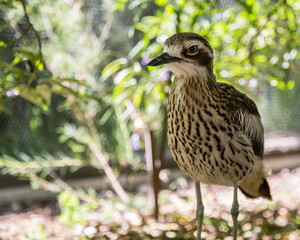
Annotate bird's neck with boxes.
[173,70,218,95]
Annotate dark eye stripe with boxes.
[181,49,212,65]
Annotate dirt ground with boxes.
[0,167,299,240]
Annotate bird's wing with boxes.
[218,82,264,158]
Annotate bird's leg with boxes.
[231,182,239,240]
[195,181,204,240]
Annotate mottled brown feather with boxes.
[217,82,264,158]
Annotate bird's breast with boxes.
[167,81,254,186]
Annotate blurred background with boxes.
[0,0,299,239]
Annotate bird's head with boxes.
[148,33,214,78]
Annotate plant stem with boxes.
[87,115,130,203]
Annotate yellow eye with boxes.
[187,45,198,54]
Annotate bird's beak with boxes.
[147,52,181,66]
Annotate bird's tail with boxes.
[238,160,272,200]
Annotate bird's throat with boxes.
[172,73,219,99]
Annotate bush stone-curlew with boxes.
[148,32,272,240]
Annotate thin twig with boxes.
[99,15,114,43]
[19,0,43,59]
[87,116,131,203]
[70,100,130,203]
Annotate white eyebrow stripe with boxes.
[164,45,182,58]
[164,40,213,58]
[186,40,204,48]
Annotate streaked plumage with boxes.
[148,32,271,239]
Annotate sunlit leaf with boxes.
[287,80,295,90]
[129,0,150,9]
[101,58,128,81]
[277,80,286,90]
[254,55,267,63]
[133,86,145,106]
[128,38,149,60]
[114,68,131,84]
[155,0,167,6]
[12,57,20,64]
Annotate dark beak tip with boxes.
[147,61,153,67]
[147,52,174,67]
[147,61,156,66]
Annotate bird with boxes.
[147,32,272,240]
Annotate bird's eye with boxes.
[187,45,198,55]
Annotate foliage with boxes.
[0,0,132,202]
[112,0,300,134]
[58,189,99,225]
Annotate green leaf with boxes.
[101,58,128,81]
[129,0,150,9]
[287,80,295,90]
[254,55,267,63]
[128,38,149,60]
[133,86,145,106]
[99,108,113,125]
[114,69,132,84]
[12,57,20,65]
[276,80,285,90]
[155,0,167,6]
[35,60,44,71]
